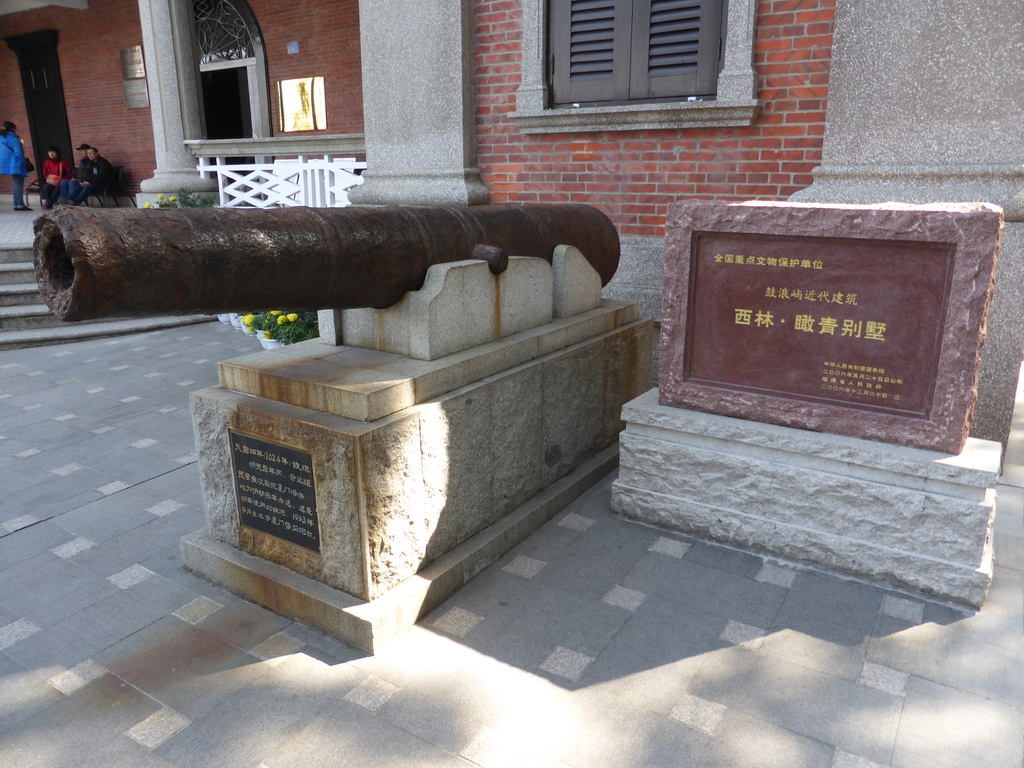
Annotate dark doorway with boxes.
[3,30,73,182]
[201,68,252,139]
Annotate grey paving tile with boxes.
[0,521,75,569]
[0,650,65,736]
[72,736,179,768]
[866,611,1024,708]
[94,616,276,720]
[621,552,788,628]
[0,552,121,625]
[994,530,1024,572]
[776,571,885,636]
[0,626,103,680]
[684,539,766,578]
[64,509,208,579]
[0,458,62,497]
[454,608,559,672]
[763,612,871,682]
[376,657,515,754]
[153,653,352,768]
[53,494,158,543]
[576,593,727,701]
[0,673,160,767]
[78,444,186,486]
[2,417,95,450]
[195,596,293,652]
[530,514,660,597]
[688,645,902,764]
[261,698,474,768]
[0,471,107,522]
[574,706,713,767]
[503,517,588,569]
[891,675,1023,768]
[696,708,834,768]
[472,578,632,660]
[46,584,183,658]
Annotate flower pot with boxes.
[242,325,256,336]
[217,313,232,324]
[259,337,284,350]
[229,313,242,329]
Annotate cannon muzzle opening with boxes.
[34,216,79,317]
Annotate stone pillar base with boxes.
[611,389,1000,607]
[347,168,489,207]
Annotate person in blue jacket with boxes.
[0,121,31,211]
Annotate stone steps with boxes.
[0,282,39,307]
[0,247,32,264]
[0,262,35,285]
[0,314,217,351]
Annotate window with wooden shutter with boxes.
[549,0,723,106]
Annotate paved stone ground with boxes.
[1,321,1021,768]
[1,285,1022,764]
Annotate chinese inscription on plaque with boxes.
[682,232,954,418]
[230,431,320,552]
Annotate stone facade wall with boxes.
[472,0,837,238]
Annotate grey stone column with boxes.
[137,0,216,201]
[348,0,489,206]
[792,0,1024,446]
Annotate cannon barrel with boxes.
[32,204,620,322]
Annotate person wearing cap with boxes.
[57,145,114,206]
[40,146,73,209]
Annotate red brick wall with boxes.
[251,0,363,136]
[473,0,836,238]
[0,0,364,197]
[0,0,154,195]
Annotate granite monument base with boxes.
[182,253,652,652]
[611,389,1000,607]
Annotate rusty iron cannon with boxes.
[33,204,620,322]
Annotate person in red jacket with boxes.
[40,146,73,209]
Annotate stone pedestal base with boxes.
[181,445,617,653]
[611,389,1000,607]
[185,300,651,651]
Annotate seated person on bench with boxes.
[58,145,114,206]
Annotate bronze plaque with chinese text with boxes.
[684,232,954,418]
[230,431,320,552]
[660,201,1003,453]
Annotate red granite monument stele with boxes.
[659,201,1004,454]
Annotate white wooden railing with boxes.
[196,155,366,208]
[185,135,366,209]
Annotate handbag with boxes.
[24,159,34,173]
[45,173,61,186]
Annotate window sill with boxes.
[509,99,761,134]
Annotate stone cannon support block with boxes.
[611,389,999,607]
[553,245,603,318]
[340,257,555,360]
